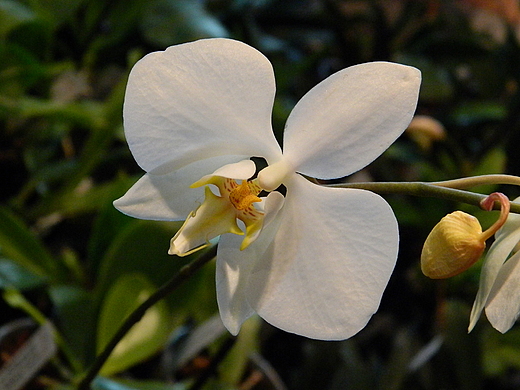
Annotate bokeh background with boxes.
[2,0,520,389]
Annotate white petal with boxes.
[495,207,520,240]
[113,155,250,220]
[211,160,256,180]
[246,174,399,340]
[192,159,256,188]
[123,38,282,173]
[215,191,285,334]
[216,238,256,336]
[216,219,281,335]
[282,62,421,179]
[468,224,520,331]
[262,191,285,228]
[485,251,520,333]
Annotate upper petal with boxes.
[123,38,282,173]
[246,174,399,340]
[282,62,421,179]
[485,251,520,333]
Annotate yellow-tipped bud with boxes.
[421,192,511,280]
[421,211,485,279]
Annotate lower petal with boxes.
[216,219,281,335]
[468,225,520,331]
[216,197,285,335]
[485,251,520,333]
[246,174,399,340]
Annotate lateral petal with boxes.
[485,251,520,333]
[246,174,399,340]
[113,155,250,221]
[282,62,421,179]
[124,38,282,173]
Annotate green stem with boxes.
[76,245,218,390]
[329,181,520,214]
[431,174,520,189]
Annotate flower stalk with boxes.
[331,175,520,214]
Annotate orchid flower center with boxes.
[168,156,293,257]
[168,175,267,257]
[228,179,262,211]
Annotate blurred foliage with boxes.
[3,0,520,389]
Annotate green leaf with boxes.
[87,181,138,275]
[32,0,84,25]
[0,206,67,282]
[95,220,216,317]
[49,285,95,368]
[0,258,46,290]
[97,273,171,376]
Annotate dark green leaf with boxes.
[49,285,95,368]
[0,258,46,290]
[97,273,172,376]
[0,206,68,282]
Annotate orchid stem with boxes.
[431,174,520,189]
[330,180,520,214]
[76,245,218,390]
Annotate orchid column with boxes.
[114,38,421,340]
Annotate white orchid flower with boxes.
[114,38,421,340]
[469,198,520,333]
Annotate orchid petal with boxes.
[246,174,398,340]
[469,224,520,331]
[485,251,520,333]
[495,201,520,240]
[191,159,256,188]
[282,62,421,179]
[261,191,285,228]
[239,191,285,250]
[123,38,281,174]
[210,160,256,180]
[216,201,283,335]
[216,235,256,335]
[113,156,250,221]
